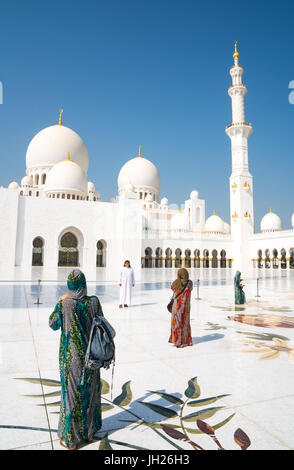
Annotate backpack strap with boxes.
[90,295,104,318]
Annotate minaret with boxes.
[225,42,254,275]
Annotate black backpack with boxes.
[81,297,116,385]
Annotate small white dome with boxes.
[260,210,282,232]
[118,152,160,196]
[21,175,33,187]
[109,196,117,203]
[26,124,89,173]
[44,159,87,196]
[88,181,96,193]
[145,193,153,202]
[190,190,199,200]
[171,211,188,231]
[205,212,224,233]
[8,181,19,189]
[160,197,169,206]
[223,221,231,234]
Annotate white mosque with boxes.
[1,43,294,281]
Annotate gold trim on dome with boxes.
[232,211,238,219]
[244,211,251,218]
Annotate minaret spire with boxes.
[58,109,63,126]
[233,41,239,65]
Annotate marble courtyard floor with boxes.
[1,269,294,450]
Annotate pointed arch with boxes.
[32,236,44,266]
[58,227,84,267]
[97,240,107,267]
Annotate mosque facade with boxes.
[1,44,294,281]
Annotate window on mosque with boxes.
[58,232,79,267]
[96,240,107,267]
[32,237,44,266]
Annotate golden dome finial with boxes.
[59,109,63,126]
[138,145,142,158]
[66,151,70,161]
[270,207,272,213]
[233,41,239,60]
[213,209,216,216]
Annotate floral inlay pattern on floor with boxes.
[15,376,251,450]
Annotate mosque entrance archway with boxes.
[265,249,271,268]
[58,232,79,267]
[273,249,278,269]
[212,250,218,268]
[194,249,200,268]
[155,248,163,268]
[220,250,226,268]
[165,248,172,268]
[32,237,44,266]
[175,249,182,268]
[97,240,107,267]
[145,247,152,268]
[184,249,191,268]
[281,248,287,269]
[203,249,209,268]
[290,248,294,269]
[257,250,263,268]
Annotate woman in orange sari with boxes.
[169,268,193,348]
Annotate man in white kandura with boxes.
[119,260,135,308]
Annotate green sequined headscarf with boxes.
[67,269,87,300]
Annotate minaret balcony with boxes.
[228,84,247,92]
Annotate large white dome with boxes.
[118,153,160,197]
[260,210,282,232]
[223,221,231,234]
[171,211,188,231]
[26,124,89,173]
[44,158,87,196]
[205,212,224,233]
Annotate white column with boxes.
[225,43,254,276]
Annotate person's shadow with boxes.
[92,389,185,446]
[192,333,225,344]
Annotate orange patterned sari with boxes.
[169,280,193,347]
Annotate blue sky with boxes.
[0,0,293,230]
